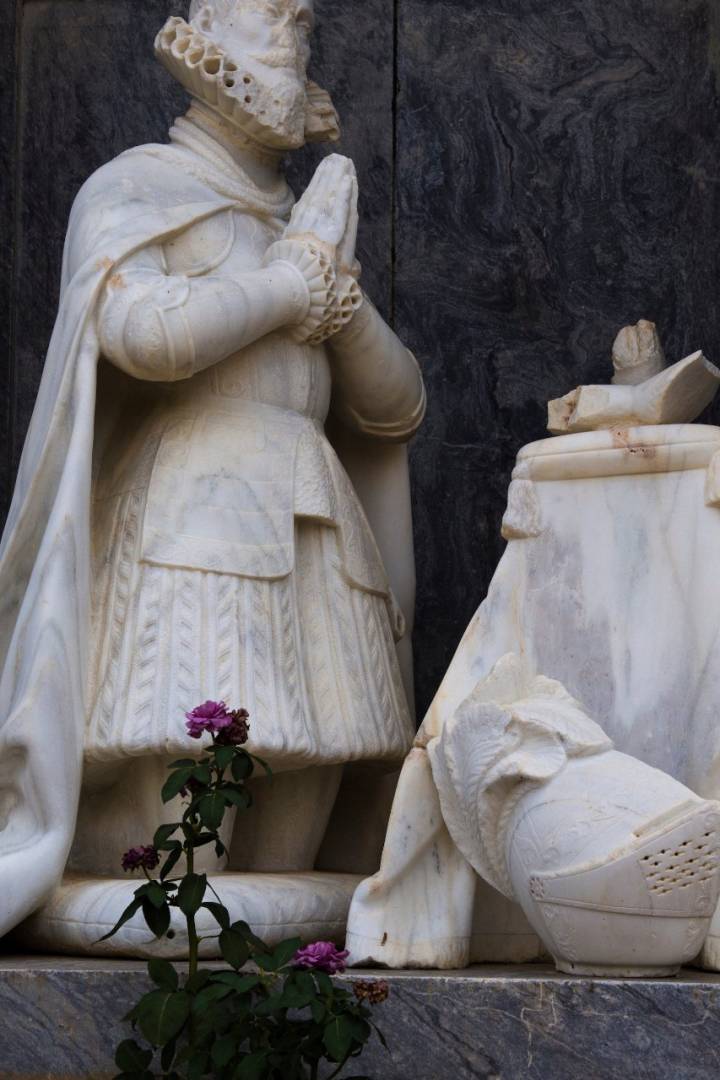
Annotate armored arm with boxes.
[328,297,426,441]
[97,240,329,382]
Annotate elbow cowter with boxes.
[98,274,198,381]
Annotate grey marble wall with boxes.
[2,0,720,715]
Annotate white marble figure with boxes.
[347,323,720,972]
[0,0,425,954]
[430,654,720,976]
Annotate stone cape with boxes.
[347,422,720,969]
[0,141,414,940]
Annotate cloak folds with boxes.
[0,146,416,937]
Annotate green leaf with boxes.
[146,881,169,909]
[177,873,207,917]
[161,767,194,804]
[310,999,325,1024]
[253,994,285,1016]
[233,1051,268,1079]
[96,896,143,942]
[142,898,171,939]
[219,928,250,969]
[153,823,181,848]
[185,970,212,995]
[212,1035,238,1068]
[323,1015,355,1062]
[192,983,234,1012]
[160,846,183,882]
[314,971,334,995]
[187,1052,211,1080]
[248,752,272,777]
[213,745,236,769]
[160,1036,177,1072]
[147,959,178,992]
[192,832,219,848]
[191,764,212,784]
[203,901,230,930]
[169,758,198,769]
[257,938,300,973]
[136,990,191,1046]
[221,787,252,811]
[211,972,259,993]
[198,791,226,830]
[114,1038,153,1071]
[231,920,268,954]
[231,754,254,782]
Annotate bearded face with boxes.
[156,0,339,150]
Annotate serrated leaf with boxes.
[219,928,250,969]
[96,896,143,942]
[177,873,207,917]
[136,990,191,1046]
[198,791,226,830]
[114,1038,153,1072]
[212,1035,237,1068]
[161,767,194,804]
[147,958,178,992]
[203,901,230,930]
[323,1015,354,1062]
[142,898,171,939]
[231,754,254,782]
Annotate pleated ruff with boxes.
[86,491,413,768]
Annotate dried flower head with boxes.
[121,845,160,873]
[293,941,349,975]
[353,978,390,1005]
[215,708,250,746]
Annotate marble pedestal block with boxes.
[2,957,720,1079]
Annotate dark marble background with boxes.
[2,0,720,715]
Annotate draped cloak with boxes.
[0,144,417,936]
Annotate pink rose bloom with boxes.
[185,700,233,739]
[293,941,349,975]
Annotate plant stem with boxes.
[186,841,199,979]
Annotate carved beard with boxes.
[155,16,340,149]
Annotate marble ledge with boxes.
[2,957,720,1079]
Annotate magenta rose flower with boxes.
[185,700,233,739]
[121,845,160,873]
[293,941,349,975]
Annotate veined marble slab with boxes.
[1,957,720,1079]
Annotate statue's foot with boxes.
[13,872,362,958]
[511,783,720,977]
